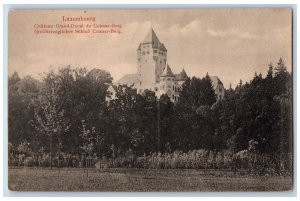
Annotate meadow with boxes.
[8,167,292,192]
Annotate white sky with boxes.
[9,9,292,88]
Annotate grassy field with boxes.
[8,167,292,192]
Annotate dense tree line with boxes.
[8,59,292,166]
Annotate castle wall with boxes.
[159,77,180,102]
[215,84,225,101]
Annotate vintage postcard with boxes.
[8,8,293,192]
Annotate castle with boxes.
[110,28,225,102]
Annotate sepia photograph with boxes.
[7,8,293,192]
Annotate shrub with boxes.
[113,149,137,168]
[17,154,26,166]
[135,156,146,168]
[17,141,33,157]
[7,147,291,176]
[40,155,51,167]
[9,156,18,166]
[71,156,80,167]
[24,157,36,167]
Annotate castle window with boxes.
[173,86,175,90]
[160,61,162,64]
[154,50,158,53]
[138,58,141,62]
[140,81,142,85]
[219,88,222,92]
[155,87,158,91]
[142,51,145,55]
[147,51,149,54]
[167,78,171,81]
[145,60,147,62]
[172,95,174,99]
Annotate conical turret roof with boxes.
[174,68,189,81]
[180,68,188,79]
[161,62,175,77]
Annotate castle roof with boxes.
[181,68,188,78]
[161,62,175,77]
[143,28,160,44]
[175,68,188,81]
[209,75,224,90]
[116,73,138,86]
[137,28,167,51]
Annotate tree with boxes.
[32,77,70,170]
[40,67,112,154]
[158,94,174,152]
[239,79,243,88]
[133,90,162,154]
[267,63,274,79]
[274,58,288,76]
[96,131,105,169]
[107,85,138,154]
[79,120,97,176]
[174,75,216,150]
[9,72,21,89]
[179,76,216,110]
[274,58,291,95]
[9,74,42,149]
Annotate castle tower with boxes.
[136,28,167,93]
[159,62,177,102]
[115,27,225,104]
[177,68,188,85]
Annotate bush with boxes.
[113,149,137,168]
[24,157,36,167]
[17,141,33,157]
[71,156,80,167]
[40,155,51,167]
[7,147,291,176]
[17,154,26,166]
[9,156,18,166]
[135,156,146,168]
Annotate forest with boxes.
[8,58,292,175]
